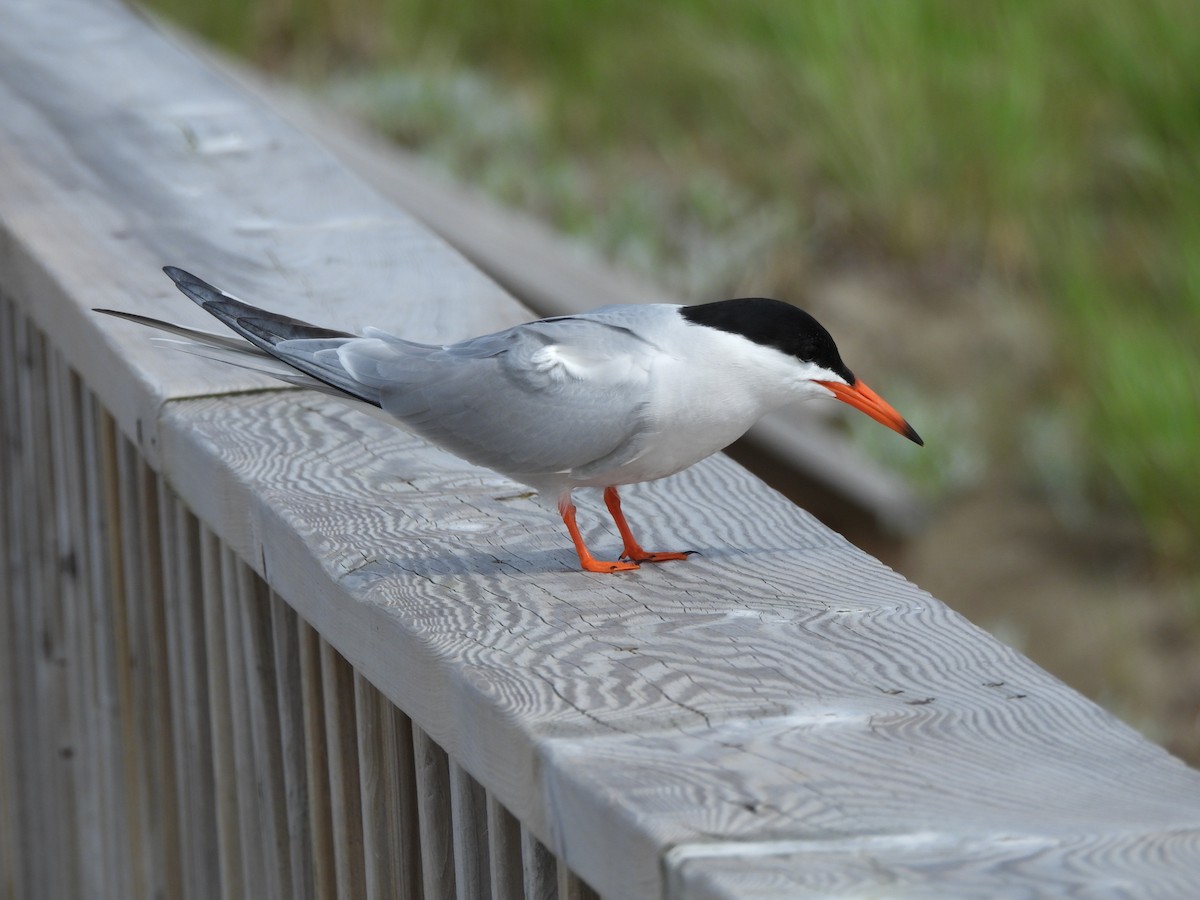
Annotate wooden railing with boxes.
[5,2,1200,899]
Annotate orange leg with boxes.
[603,487,693,564]
[559,496,639,573]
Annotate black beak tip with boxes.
[904,422,924,447]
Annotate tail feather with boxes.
[92,308,257,356]
[162,266,354,347]
[95,268,384,409]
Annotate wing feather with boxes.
[105,270,671,487]
[337,316,656,480]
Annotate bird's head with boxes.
[680,297,923,446]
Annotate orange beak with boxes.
[816,379,924,446]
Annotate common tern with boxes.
[97,267,922,572]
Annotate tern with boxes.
[97,267,922,572]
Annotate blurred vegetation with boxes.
[147,0,1200,574]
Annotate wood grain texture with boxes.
[269,591,317,900]
[2,297,36,900]
[486,795,525,900]
[355,671,425,900]
[83,396,130,896]
[413,725,458,898]
[0,295,18,900]
[157,389,1200,898]
[450,760,492,900]
[355,672,400,900]
[232,558,292,899]
[559,868,602,900]
[117,431,181,899]
[11,308,54,900]
[199,527,246,899]
[667,830,1200,899]
[521,827,557,900]
[297,618,337,900]
[159,485,222,900]
[319,638,368,899]
[49,355,110,900]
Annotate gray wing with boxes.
[336,316,659,481]
[105,268,663,482]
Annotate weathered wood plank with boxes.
[319,638,368,899]
[234,562,293,900]
[413,726,457,898]
[156,389,1200,898]
[388,702,425,899]
[158,484,221,900]
[666,831,1200,899]
[297,618,337,900]
[138,461,184,899]
[14,315,52,897]
[486,795,524,900]
[115,432,167,899]
[219,544,270,900]
[33,332,77,900]
[198,526,246,899]
[559,868,601,900]
[0,293,31,900]
[77,394,126,897]
[354,672,399,900]
[46,344,92,899]
[353,671,423,900]
[449,760,492,900]
[521,827,557,900]
[268,590,316,900]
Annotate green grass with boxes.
[146,0,1200,570]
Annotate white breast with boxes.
[569,312,827,488]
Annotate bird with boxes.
[96,267,922,573]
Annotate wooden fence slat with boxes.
[235,565,292,900]
[389,701,424,898]
[47,350,91,900]
[112,429,151,897]
[485,794,525,900]
[521,826,557,900]
[297,618,336,900]
[449,761,492,900]
[199,527,245,899]
[413,726,457,899]
[218,544,269,900]
[62,368,106,897]
[558,866,601,900]
[32,330,76,900]
[319,638,367,899]
[81,396,127,897]
[12,313,53,900]
[268,591,316,900]
[355,672,402,900]
[0,294,29,900]
[137,456,184,897]
[115,434,158,899]
[160,489,221,900]
[353,675,427,899]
